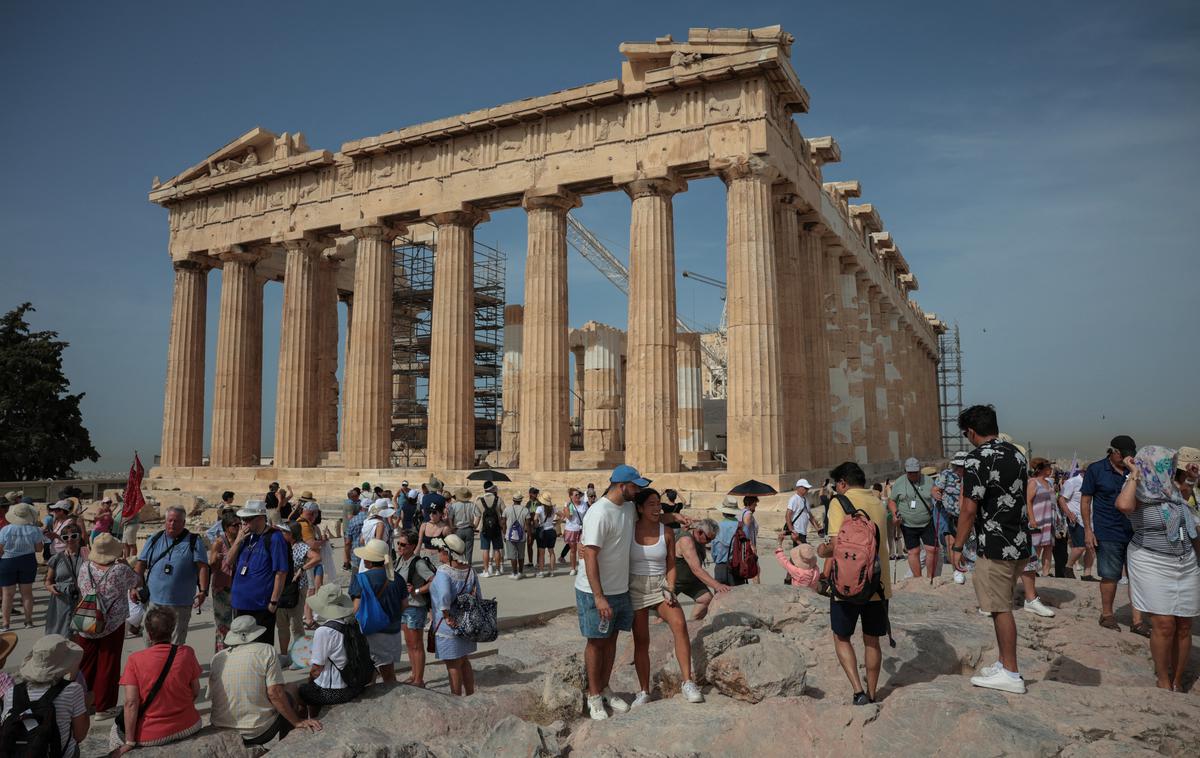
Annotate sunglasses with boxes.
[63,534,81,540]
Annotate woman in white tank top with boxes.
[629,489,704,706]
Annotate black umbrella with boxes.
[727,479,777,497]
[466,469,511,483]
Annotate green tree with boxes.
[0,303,98,480]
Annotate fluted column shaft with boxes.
[211,250,262,467]
[880,302,903,461]
[274,240,322,468]
[820,241,852,461]
[499,305,524,462]
[160,259,209,467]
[338,293,352,455]
[721,158,785,474]
[866,288,889,462]
[428,210,486,469]
[676,332,704,454]
[798,227,832,467]
[316,252,341,455]
[839,259,867,463]
[520,190,579,471]
[583,323,625,454]
[343,225,400,469]
[898,323,914,455]
[571,346,586,425]
[774,197,808,471]
[624,177,683,473]
[856,273,880,464]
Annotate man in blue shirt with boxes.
[711,498,745,587]
[1082,434,1146,635]
[343,503,367,572]
[228,500,291,646]
[133,506,209,645]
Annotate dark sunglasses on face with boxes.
[63,534,81,540]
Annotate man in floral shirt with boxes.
[952,404,1030,695]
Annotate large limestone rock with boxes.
[707,636,807,703]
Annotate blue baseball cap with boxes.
[610,465,651,487]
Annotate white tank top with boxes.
[629,523,667,576]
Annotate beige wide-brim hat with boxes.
[89,533,123,565]
[537,492,555,507]
[354,538,390,564]
[432,533,467,558]
[0,631,18,669]
[19,635,83,684]
[7,502,37,525]
[224,615,267,646]
[719,495,741,517]
[453,486,472,502]
[298,490,316,502]
[1176,446,1200,472]
[307,584,356,621]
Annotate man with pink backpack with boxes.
[817,461,892,706]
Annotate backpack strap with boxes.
[834,494,858,517]
[138,645,178,719]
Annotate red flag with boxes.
[122,453,146,520]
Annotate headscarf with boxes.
[1132,445,1198,543]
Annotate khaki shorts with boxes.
[121,522,139,546]
[629,573,669,611]
[974,557,1023,613]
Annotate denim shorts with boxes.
[1068,522,1086,548]
[1096,540,1129,581]
[479,533,500,550]
[576,588,633,638]
[401,604,428,630]
[0,554,37,586]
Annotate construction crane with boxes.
[680,270,728,399]
[564,212,727,398]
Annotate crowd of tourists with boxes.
[0,403,1196,754]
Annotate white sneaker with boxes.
[681,680,704,703]
[631,690,651,708]
[970,667,1026,694]
[569,568,577,576]
[978,660,1003,677]
[603,688,630,713]
[546,570,555,578]
[536,571,546,578]
[953,570,966,585]
[1023,597,1056,617]
[513,572,523,580]
[977,608,991,616]
[1119,575,1129,586]
[587,694,609,720]
[482,568,492,578]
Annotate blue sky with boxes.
[2,1,1197,471]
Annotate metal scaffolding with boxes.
[390,235,504,466]
[938,322,967,456]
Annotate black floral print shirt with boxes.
[963,439,1032,561]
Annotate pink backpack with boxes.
[821,495,881,604]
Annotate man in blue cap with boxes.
[575,464,648,720]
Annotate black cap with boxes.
[1110,435,1137,457]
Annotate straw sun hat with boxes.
[19,635,83,684]
[89,533,123,565]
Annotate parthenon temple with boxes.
[149,26,945,498]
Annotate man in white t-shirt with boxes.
[785,479,818,546]
[575,465,647,721]
[1057,471,1095,580]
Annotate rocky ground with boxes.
[131,574,1199,757]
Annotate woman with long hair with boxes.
[628,489,703,707]
[1019,458,1057,618]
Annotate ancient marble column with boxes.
[211,248,263,467]
[855,272,880,463]
[675,331,704,461]
[720,158,785,475]
[315,250,341,456]
[274,238,322,468]
[338,293,352,457]
[497,304,523,466]
[880,301,903,461]
[571,345,586,429]
[798,225,832,467]
[160,259,208,467]
[820,239,852,462]
[342,225,400,469]
[427,209,486,470]
[840,258,867,463]
[773,195,809,471]
[582,322,625,459]
[246,275,265,463]
[895,322,913,456]
[866,287,890,462]
[623,175,683,473]
[519,189,579,471]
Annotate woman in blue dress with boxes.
[430,534,481,696]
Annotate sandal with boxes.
[1130,621,1152,638]
[1098,615,1120,631]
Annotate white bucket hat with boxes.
[237,500,268,519]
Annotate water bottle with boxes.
[597,615,610,635]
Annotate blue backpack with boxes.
[506,514,526,543]
[354,573,390,635]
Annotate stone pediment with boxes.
[153,128,332,198]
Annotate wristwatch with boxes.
[951,545,964,553]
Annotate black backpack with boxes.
[480,495,500,534]
[324,618,375,690]
[0,680,69,758]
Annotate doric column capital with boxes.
[616,171,686,200]
[431,204,489,228]
[214,244,268,266]
[521,187,581,213]
[713,155,779,184]
[346,222,405,242]
[172,257,212,273]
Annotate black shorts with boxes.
[901,523,938,551]
[674,574,711,601]
[536,530,557,549]
[830,599,888,638]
